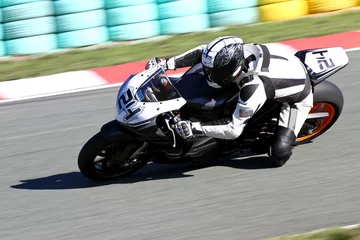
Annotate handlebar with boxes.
[163,112,180,148]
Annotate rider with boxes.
[146,36,313,167]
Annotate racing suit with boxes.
[165,43,313,166]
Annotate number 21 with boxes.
[313,50,335,71]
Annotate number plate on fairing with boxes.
[296,47,349,85]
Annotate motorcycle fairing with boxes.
[115,66,186,126]
[295,47,349,86]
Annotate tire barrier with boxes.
[156,0,178,3]
[57,27,109,48]
[258,0,289,5]
[160,14,210,35]
[0,0,357,56]
[210,7,259,27]
[54,0,104,15]
[208,0,258,27]
[106,2,159,41]
[1,0,56,55]
[0,24,5,56]
[109,21,160,41]
[0,24,3,40]
[56,9,106,33]
[4,17,56,40]
[0,41,6,57]
[259,0,309,22]
[2,1,57,55]
[208,0,257,13]
[55,1,108,49]
[104,0,157,8]
[307,0,358,13]
[158,0,208,19]
[5,34,57,55]
[106,3,158,26]
[1,0,39,7]
[2,1,54,22]
[159,0,210,35]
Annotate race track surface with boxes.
[1,52,360,240]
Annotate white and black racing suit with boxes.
[166,43,313,165]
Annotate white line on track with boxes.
[0,73,184,104]
[1,48,360,104]
[0,82,125,104]
[272,223,360,238]
[341,223,360,230]
[345,47,360,52]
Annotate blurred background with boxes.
[0,0,359,57]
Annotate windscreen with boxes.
[135,70,181,102]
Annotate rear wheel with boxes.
[78,132,149,181]
[296,80,343,145]
[296,102,339,144]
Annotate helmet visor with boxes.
[203,60,241,86]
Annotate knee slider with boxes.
[270,126,296,160]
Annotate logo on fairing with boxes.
[117,87,144,122]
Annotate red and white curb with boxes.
[0,30,360,103]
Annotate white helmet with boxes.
[202,36,245,88]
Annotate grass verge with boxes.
[0,9,360,82]
[265,225,360,240]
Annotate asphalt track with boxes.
[1,52,360,240]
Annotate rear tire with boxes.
[296,80,344,144]
[78,132,149,181]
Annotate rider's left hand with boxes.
[145,57,167,70]
[173,120,204,139]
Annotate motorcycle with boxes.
[78,46,349,181]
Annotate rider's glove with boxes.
[174,120,204,139]
[145,57,168,71]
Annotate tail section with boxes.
[295,47,349,86]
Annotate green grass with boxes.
[265,225,360,240]
[0,9,360,82]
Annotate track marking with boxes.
[0,73,184,104]
[345,47,360,52]
[0,82,124,104]
[341,223,360,230]
[272,223,360,238]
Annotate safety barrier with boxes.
[106,0,160,41]
[2,0,57,55]
[158,0,209,35]
[259,0,308,22]
[55,0,108,48]
[0,0,358,56]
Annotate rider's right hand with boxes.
[145,57,168,71]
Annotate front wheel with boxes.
[78,132,149,181]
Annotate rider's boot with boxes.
[268,126,296,167]
[250,136,273,154]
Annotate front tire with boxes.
[78,132,149,181]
